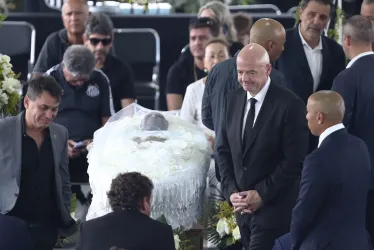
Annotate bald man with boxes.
[33,0,89,76]
[290,90,372,250]
[202,18,287,181]
[216,43,308,250]
[248,18,286,64]
[332,15,374,245]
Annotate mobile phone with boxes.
[73,141,86,150]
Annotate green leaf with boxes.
[70,193,77,213]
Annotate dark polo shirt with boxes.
[33,29,70,74]
[101,54,136,112]
[46,64,114,142]
[9,111,58,226]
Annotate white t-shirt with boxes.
[180,79,215,138]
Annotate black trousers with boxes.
[236,213,288,250]
[366,190,374,247]
[28,224,58,250]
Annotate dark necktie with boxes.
[243,98,257,148]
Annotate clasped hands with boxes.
[230,190,262,215]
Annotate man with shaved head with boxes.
[248,18,286,63]
[332,15,374,245]
[202,18,287,181]
[216,43,308,249]
[33,0,89,76]
[291,90,372,250]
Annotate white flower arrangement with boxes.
[201,200,241,249]
[0,54,21,116]
[174,234,181,250]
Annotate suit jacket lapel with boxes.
[49,123,64,201]
[243,84,275,156]
[234,90,247,155]
[317,37,331,91]
[49,124,59,171]
[12,114,22,186]
[292,27,313,80]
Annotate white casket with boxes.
[86,104,212,230]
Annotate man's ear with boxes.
[24,95,30,109]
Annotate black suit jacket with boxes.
[275,27,346,104]
[332,54,374,190]
[76,210,176,250]
[291,129,372,250]
[202,55,286,134]
[217,81,309,229]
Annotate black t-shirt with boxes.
[101,54,136,112]
[166,55,206,96]
[47,64,114,141]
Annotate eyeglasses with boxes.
[89,38,112,46]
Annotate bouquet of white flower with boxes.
[200,200,242,250]
[0,54,21,117]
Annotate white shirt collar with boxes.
[298,25,322,50]
[318,123,345,147]
[346,51,374,68]
[247,77,271,102]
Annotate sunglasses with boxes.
[89,38,112,46]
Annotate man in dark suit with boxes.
[291,91,372,250]
[331,15,374,246]
[202,18,287,181]
[274,0,346,152]
[0,76,76,250]
[76,172,176,250]
[216,43,309,250]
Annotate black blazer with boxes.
[291,129,372,250]
[216,81,309,229]
[332,54,374,190]
[76,210,176,250]
[275,27,346,104]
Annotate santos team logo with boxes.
[86,84,100,97]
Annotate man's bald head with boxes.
[309,91,345,122]
[249,18,286,63]
[237,43,271,95]
[237,43,270,65]
[62,0,88,12]
[307,91,345,136]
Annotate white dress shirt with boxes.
[346,51,374,69]
[180,79,215,137]
[242,77,271,138]
[299,26,323,92]
[318,123,345,148]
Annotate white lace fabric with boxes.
[86,104,212,230]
